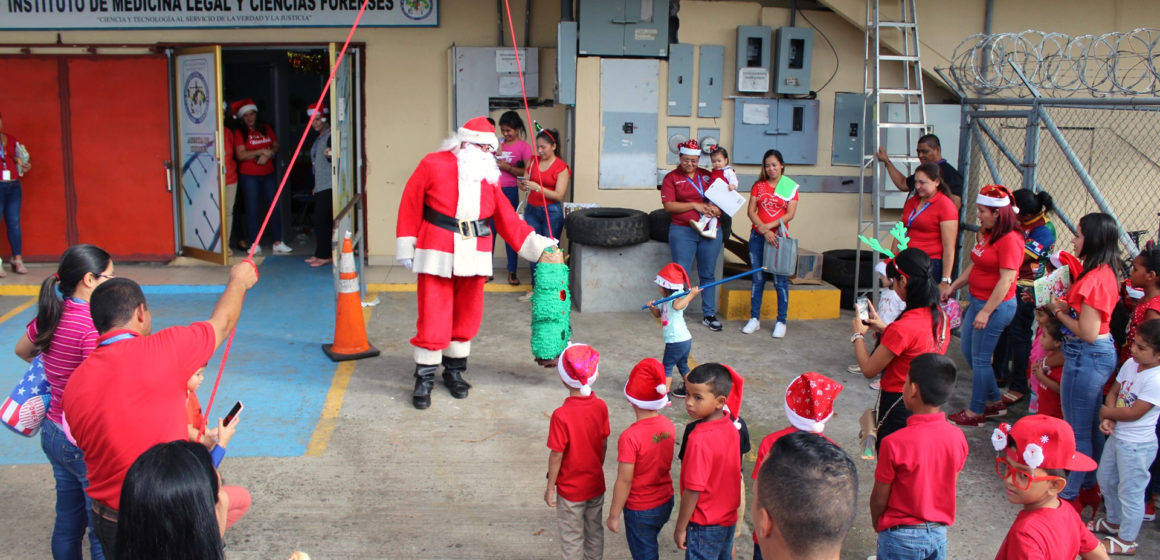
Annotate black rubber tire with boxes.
[822,249,876,289]
[648,209,671,242]
[565,207,650,248]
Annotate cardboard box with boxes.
[791,249,823,285]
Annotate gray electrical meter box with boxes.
[736,26,771,94]
[832,92,871,166]
[731,98,819,165]
[773,26,813,95]
[578,0,670,58]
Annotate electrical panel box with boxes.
[452,47,539,127]
[736,25,771,93]
[557,22,578,106]
[731,98,819,165]
[697,45,724,118]
[667,44,694,116]
[665,126,690,165]
[773,26,813,95]
[697,127,720,168]
[578,0,670,58]
[832,92,871,166]
[600,58,660,188]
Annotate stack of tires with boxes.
[564,208,650,248]
[822,249,877,310]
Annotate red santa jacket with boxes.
[396,150,554,278]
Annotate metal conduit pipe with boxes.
[561,0,573,22]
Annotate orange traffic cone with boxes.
[322,231,380,362]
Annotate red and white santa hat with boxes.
[457,116,499,152]
[231,98,258,119]
[307,101,329,121]
[784,372,844,433]
[678,139,702,156]
[722,364,745,430]
[1048,250,1083,281]
[623,358,669,410]
[558,343,600,396]
[977,184,1018,214]
[655,263,691,291]
[991,414,1096,472]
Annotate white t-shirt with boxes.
[879,289,906,325]
[1111,359,1160,444]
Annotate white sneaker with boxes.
[772,322,787,338]
[518,291,533,303]
[272,241,293,254]
[701,220,718,239]
[251,245,262,256]
[740,318,760,334]
[689,218,706,235]
[847,364,863,374]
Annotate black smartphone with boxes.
[223,401,243,426]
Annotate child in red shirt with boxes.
[750,372,842,560]
[605,358,675,560]
[546,344,611,560]
[674,363,742,558]
[992,415,1108,560]
[870,354,968,559]
[185,366,250,530]
[1031,318,1065,419]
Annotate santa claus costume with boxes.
[396,116,557,409]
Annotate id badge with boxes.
[1,170,10,182]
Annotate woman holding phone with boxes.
[517,127,569,301]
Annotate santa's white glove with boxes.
[399,258,413,271]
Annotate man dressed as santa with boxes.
[396,116,561,409]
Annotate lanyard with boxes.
[689,173,706,198]
[0,142,6,171]
[906,201,933,227]
[99,332,137,347]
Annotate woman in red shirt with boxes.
[0,110,31,275]
[519,128,570,297]
[851,248,949,447]
[1042,212,1122,504]
[745,149,798,338]
[945,185,1023,426]
[231,99,290,255]
[898,162,957,283]
[660,139,724,331]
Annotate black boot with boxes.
[442,356,472,399]
[412,363,438,409]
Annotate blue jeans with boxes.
[1097,435,1158,542]
[623,497,674,560]
[876,523,947,560]
[961,296,1017,414]
[41,420,105,560]
[1060,336,1117,499]
[928,258,943,284]
[993,286,1036,395]
[747,230,788,322]
[498,186,520,273]
[663,339,692,379]
[0,180,22,255]
[240,172,282,244]
[524,202,563,284]
[669,223,723,318]
[685,522,734,560]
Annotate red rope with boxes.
[201,0,373,435]
[502,0,556,241]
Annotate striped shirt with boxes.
[26,298,99,425]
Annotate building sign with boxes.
[0,0,437,29]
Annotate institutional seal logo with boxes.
[401,0,433,21]
[183,71,211,125]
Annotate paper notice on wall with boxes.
[741,103,770,125]
[498,76,523,96]
[705,179,746,217]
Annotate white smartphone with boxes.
[855,297,870,322]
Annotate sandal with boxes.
[309,258,332,268]
[507,272,520,286]
[1001,390,1026,405]
[12,259,26,275]
[1102,536,1137,555]
[1088,517,1119,535]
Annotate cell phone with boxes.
[855,297,870,322]
[223,401,243,427]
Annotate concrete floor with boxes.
[0,256,1158,559]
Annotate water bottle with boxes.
[861,435,877,460]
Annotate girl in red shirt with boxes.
[231,99,289,255]
[519,128,570,299]
[946,184,1023,426]
[1042,212,1123,506]
[744,149,798,339]
[1122,247,1160,364]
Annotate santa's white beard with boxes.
[457,144,501,186]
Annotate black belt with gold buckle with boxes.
[423,207,491,239]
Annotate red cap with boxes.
[992,415,1096,472]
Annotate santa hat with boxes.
[231,98,258,119]
[655,263,691,291]
[557,343,600,396]
[977,184,1018,214]
[1048,251,1083,281]
[623,358,668,410]
[722,364,745,430]
[307,101,329,121]
[678,139,702,156]
[783,372,844,433]
[457,116,499,152]
[991,414,1096,472]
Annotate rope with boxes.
[201,0,373,434]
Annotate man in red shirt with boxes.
[870,354,969,559]
[64,261,259,557]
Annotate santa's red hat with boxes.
[678,138,702,156]
[624,358,669,410]
[655,263,691,291]
[784,372,844,433]
[457,116,499,152]
[307,101,329,121]
[722,364,744,430]
[231,98,258,119]
[977,184,1018,213]
[992,415,1096,472]
[1048,250,1083,281]
[557,343,600,396]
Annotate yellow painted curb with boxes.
[0,285,41,296]
[367,283,531,293]
[719,284,841,321]
[306,292,377,457]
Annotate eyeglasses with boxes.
[994,456,1063,490]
